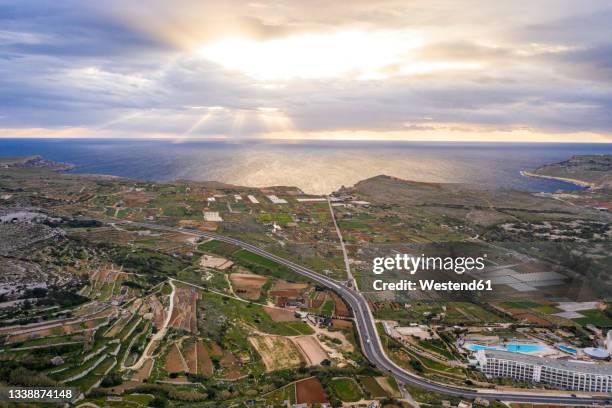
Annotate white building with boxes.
[204,212,223,222]
[266,194,288,204]
[247,195,259,204]
[296,197,326,202]
[476,350,612,393]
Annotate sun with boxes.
[197,29,424,81]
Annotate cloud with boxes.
[547,44,612,84]
[0,0,611,141]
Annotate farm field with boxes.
[295,377,328,405]
[249,335,302,371]
[169,285,199,333]
[329,377,364,402]
[264,306,299,322]
[229,272,268,300]
[198,291,313,336]
[265,383,296,406]
[359,376,388,398]
[574,309,612,327]
[164,343,188,373]
[196,341,213,376]
[291,335,328,366]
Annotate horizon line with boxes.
[1,135,612,144]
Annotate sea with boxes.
[1,139,611,194]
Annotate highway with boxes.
[119,220,609,405]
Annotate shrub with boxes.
[149,396,168,408]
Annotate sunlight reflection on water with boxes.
[1,139,609,194]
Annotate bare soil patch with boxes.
[271,281,309,291]
[200,254,233,270]
[133,359,154,381]
[295,377,328,404]
[148,294,165,330]
[220,350,241,380]
[264,307,299,322]
[165,343,188,373]
[182,341,198,374]
[291,336,328,366]
[330,292,350,317]
[169,286,199,333]
[229,273,268,300]
[269,289,300,298]
[196,341,213,376]
[331,319,353,330]
[310,292,326,308]
[269,281,308,298]
[210,342,223,357]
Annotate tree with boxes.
[149,396,168,408]
[101,373,123,387]
[409,359,424,373]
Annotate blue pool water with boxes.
[465,343,545,353]
[506,344,544,353]
[558,345,577,354]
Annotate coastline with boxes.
[520,170,594,188]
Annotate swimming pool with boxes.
[465,343,546,353]
[506,344,545,353]
[557,344,577,354]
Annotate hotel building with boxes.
[476,350,612,393]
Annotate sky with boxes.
[1,0,611,142]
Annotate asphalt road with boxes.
[119,221,610,405]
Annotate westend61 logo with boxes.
[371,254,492,292]
[372,253,487,275]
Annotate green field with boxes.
[445,302,504,324]
[257,212,293,225]
[197,239,239,256]
[358,376,387,398]
[534,305,562,314]
[199,291,313,336]
[321,300,335,317]
[417,338,457,360]
[372,300,506,325]
[265,383,296,405]
[574,309,612,327]
[329,377,363,402]
[499,300,540,309]
[7,334,83,349]
[198,239,307,282]
[404,383,462,406]
[123,394,154,406]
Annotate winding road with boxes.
[117,220,609,405]
[123,279,176,371]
